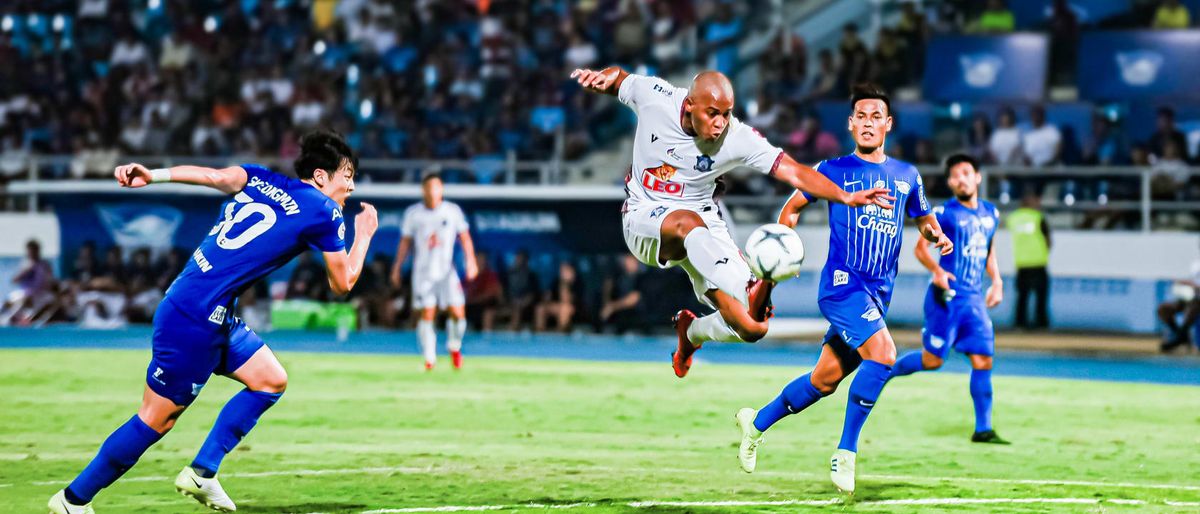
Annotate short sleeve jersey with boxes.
[618,74,784,208]
[165,164,346,324]
[401,201,469,280]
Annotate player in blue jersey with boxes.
[49,131,378,514]
[890,153,1009,444]
[733,84,953,494]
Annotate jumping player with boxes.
[570,67,893,378]
[390,172,478,370]
[50,131,378,513]
[889,154,1009,444]
[734,84,953,494]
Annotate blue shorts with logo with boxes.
[922,286,994,358]
[146,297,265,406]
[818,280,891,350]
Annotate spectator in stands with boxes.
[1082,114,1125,166]
[77,246,129,329]
[871,28,908,92]
[286,251,327,301]
[1157,253,1200,352]
[650,1,686,69]
[895,2,927,82]
[535,261,581,333]
[989,107,1023,165]
[1022,105,1061,167]
[1047,0,1080,85]
[1153,0,1192,29]
[974,0,1016,33]
[787,112,841,164]
[1,240,57,326]
[1008,193,1052,330]
[503,250,539,331]
[702,1,744,76]
[350,253,395,328]
[1150,107,1190,161]
[837,24,871,95]
[599,255,646,334]
[1150,139,1190,200]
[156,248,185,292]
[964,113,993,163]
[125,248,161,324]
[466,251,504,331]
[71,241,100,283]
[806,48,840,101]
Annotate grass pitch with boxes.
[1,348,1198,513]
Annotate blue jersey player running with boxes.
[49,131,379,514]
[733,84,953,494]
[890,154,1009,444]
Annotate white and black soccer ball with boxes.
[744,223,805,282]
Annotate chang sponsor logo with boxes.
[857,213,899,236]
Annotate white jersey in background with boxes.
[618,74,784,209]
[402,201,469,283]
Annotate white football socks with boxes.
[687,311,747,344]
[417,320,437,365]
[446,317,466,353]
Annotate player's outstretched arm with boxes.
[390,237,412,289]
[777,191,811,228]
[985,246,1004,307]
[771,154,895,209]
[114,163,248,194]
[459,231,479,281]
[915,213,953,256]
[324,202,378,296]
[570,66,628,96]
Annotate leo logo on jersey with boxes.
[642,164,684,197]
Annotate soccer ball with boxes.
[744,223,805,282]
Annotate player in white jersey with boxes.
[391,173,478,370]
[571,67,894,377]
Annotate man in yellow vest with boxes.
[1007,193,1051,329]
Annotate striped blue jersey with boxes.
[934,198,999,296]
[165,164,346,324]
[804,154,932,298]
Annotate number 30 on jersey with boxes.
[210,192,277,250]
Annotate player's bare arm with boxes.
[915,213,953,256]
[778,191,813,228]
[570,66,629,95]
[114,163,248,194]
[985,245,1004,308]
[459,231,479,281]
[914,232,955,290]
[324,202,378,296]
[390,236,413,288]
[772,154,895,209]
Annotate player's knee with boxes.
[971,356,993,370]
[733,321,767,343]
[922,353,944,370]
[811,379,839,395]
[255,370,288,394]
[666,210,706,239]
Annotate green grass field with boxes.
[2,348,1198,513]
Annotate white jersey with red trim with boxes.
[618,74,784,209]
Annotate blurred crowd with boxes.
[3,238,695,335]
[0,0,769,184]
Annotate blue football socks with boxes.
[753,372,827,432]
[65,415,164,504]
[890,351,925,378]
[837,360,892,452]
[191,389,282,476]
[970,368,993,433]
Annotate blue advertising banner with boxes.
[47,191,627,282]
[1078,31,1200,101]
[923,34,1049,103]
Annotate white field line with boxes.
[360,497,1200,513]
[12,464,1200,493]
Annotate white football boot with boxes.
[829,449,856,494]
[734,408,764,473]
[175,466,237,512]
[48,490,94,514]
